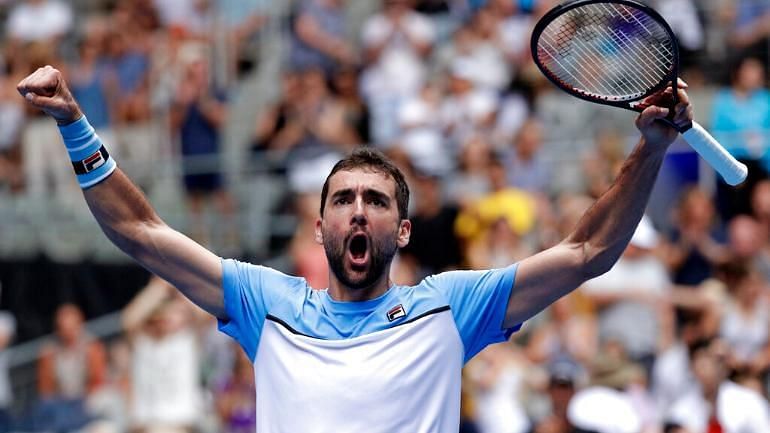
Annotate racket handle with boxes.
[681,121,748,186]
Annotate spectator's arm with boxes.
[582,287,662,308]
[86,340,108,394]
[121,276,174,333]
[501,83,692,328]
[295,13,355,63]
[729,14,770,48]
[253,105,280,146]
[37,344,57,397]
[197,95,228,129]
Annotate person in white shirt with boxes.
[361,0,436,145]
[6,0,72,43]
[668,337,770,433]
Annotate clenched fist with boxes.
[17,65,83,125]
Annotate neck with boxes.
[326,268,392,302]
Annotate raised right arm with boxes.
[18,66,225,319]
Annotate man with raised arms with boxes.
[18,66,692,432]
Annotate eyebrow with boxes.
[330,188,391,204]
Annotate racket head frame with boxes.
[530,0,681,114]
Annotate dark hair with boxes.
[320,148,410,220]
[687,336,715,361]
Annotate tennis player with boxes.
[18,66,692,433]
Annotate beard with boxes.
[323,227,399,290]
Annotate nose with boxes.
[351,197,367,226]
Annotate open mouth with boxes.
[348,233,369,267]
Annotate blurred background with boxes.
[0,0,769,432]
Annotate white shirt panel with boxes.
[254,310,463,433]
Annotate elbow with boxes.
[103,218,166,258]
[573,240,619,280]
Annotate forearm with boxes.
[84,168,164,256]
[567,139,666,277]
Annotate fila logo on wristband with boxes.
[72,145,110,175]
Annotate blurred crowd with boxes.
[1,0,770,432]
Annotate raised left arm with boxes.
[503,83,693,328]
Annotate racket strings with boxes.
[557,9,664,91]
[536,2,674,101]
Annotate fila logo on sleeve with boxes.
[386,304,406,322]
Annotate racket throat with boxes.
[663,118,692,134]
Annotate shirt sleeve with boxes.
[217,259,305,361]
[423,264,520,363]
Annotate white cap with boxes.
[288,153,341,194]
[398,99,432,128]
[399,128,451,177]
[467,91,497,122]
[567,387,642,433]
[630,215,658,250]
[450,58,476,81]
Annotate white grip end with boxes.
[681,121,748,186]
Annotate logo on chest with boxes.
[386,304,407,322]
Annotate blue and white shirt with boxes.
[218,259,521,433]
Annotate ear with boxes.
[397,219,411,248]
[314,218,324,245]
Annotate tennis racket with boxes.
[530,0,748,186]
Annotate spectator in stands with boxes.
[0,312,15,431]
[652,0,704,73]
[502,117,549,195]
[400,168,462,276]
[329,66,371,145]
[291,0,356,74]
[663,186,728,286]
[5,0,73,44]
[567,351,648,433]
[727,215,770,281]
[525,296,597,367]
[361,0,436,145]
[20,42,81,204]
[582,130,625,200]
[723,0,770,64]
[105,21,158,189]
[465,344,531,433]
[752,179,770,230]
[35,304,107,432]
[582,216,671,373]
[106,29,151,125]
[67,18,117,147]
[395,91,452,176]
[215,346,256,433]
[718,262,770,386]
[122,276,204,433]
[170,43,237,251]
[254,67,359,172]
[531,357,582,433]
[711,57,770,218]
[459,6,511,92]
[287,154,339,289]
[667,337,770,433]
[0,69,26,193]
[445,135,494,208]
[439,59,498,149]
[455,155,537,267]
[152,0,206,33]
[252,68,303,159]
